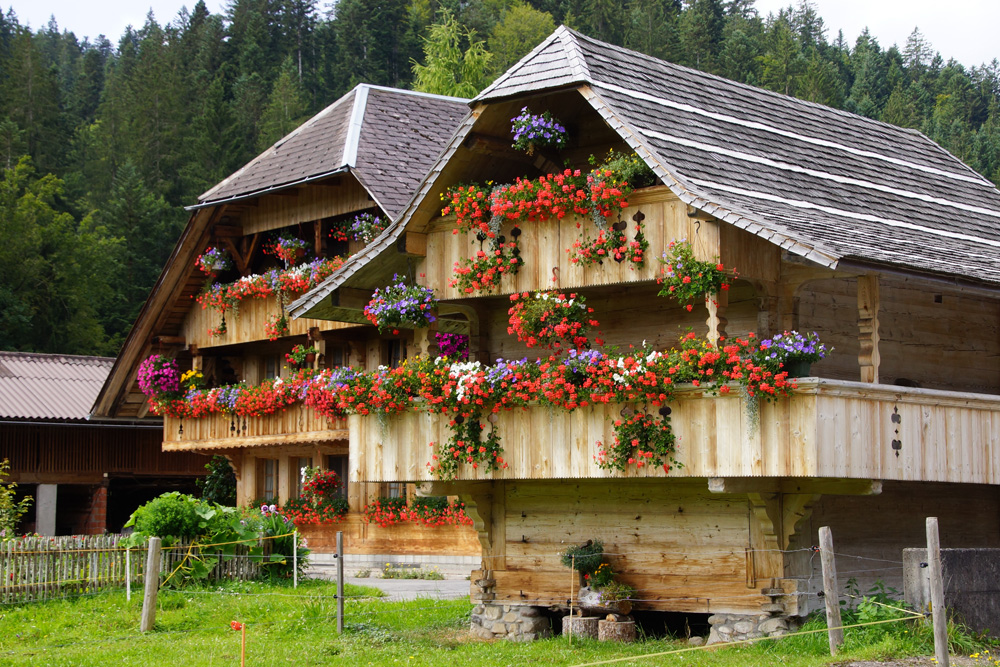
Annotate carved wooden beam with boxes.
[464,132,561,174]
[151,335,185,346]
[709,477,881,496]
[857,274,881,383]
[706,289,729,348]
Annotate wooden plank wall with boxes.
[2,423,207,483]
[798,275,1000,393]
[478,281,760,364]
[240,179,374,236]
[786,480,1000,615]
[423,188,720,300]
[479,479,766,614]
[183,292,360,350]
[299,513,480,556]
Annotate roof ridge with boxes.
[361,83,469,104]
[0,351,114,363]
[475,25,589,102]
[342,85,369,168]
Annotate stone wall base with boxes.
[470,603,552,641]
[707,613,794,644]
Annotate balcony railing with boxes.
[163,404,347,451]
[348,379,1000,484]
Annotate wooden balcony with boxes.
[348,379,1000,485]
[182,292,361,349]
[163,404,347,452]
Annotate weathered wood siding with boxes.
[350,380,1000,485]
[799,276,1000,393]
[423,188,720,299]
[183,292,360,350]
[2,423,206,484]
[470,479,765,614]
[239,179,374,236]
[300,514,480,556]
[163,406,347,452]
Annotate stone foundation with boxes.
[706,613,793,644]
[470,603,552,641]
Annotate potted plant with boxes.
[196,247,232,275]
[349,212,387,245]
[268,236,309,267]
[364,276,437,333]
[507,290,600,350]
[755,330,828,378]
[510,107,567,154]
[286,344,319,368]
[657,239,732,311]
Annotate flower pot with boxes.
[577,586,633,616]
[784,360,812,378]
[304,353,316,364]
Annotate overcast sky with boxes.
[6,0,999,68]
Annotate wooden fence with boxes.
[0,534,275,604]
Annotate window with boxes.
[264,355,281,380]
[383,339,405,369]
[293,457,313,497]
[257,459,278,501]
[326,455,349,499]
[385,482,406,500]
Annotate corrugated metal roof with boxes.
[0,352,113,421]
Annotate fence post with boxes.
[336,531,344,634]
[126,548,131,602]
[926,517,949,667]
[140,537,162,632]
[293,530,298,590]
[818,526,844,655]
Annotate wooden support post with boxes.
[818,526,843,654]
[857,274,881,383]
[140,537,162,632]
[706,290,729,347]
[336,531,344,634]
[926,517,949,667]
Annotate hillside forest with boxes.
[1,0,999,356]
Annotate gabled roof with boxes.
[291,25,1000,315]
[197,85,470,218]
[0,352,113,422]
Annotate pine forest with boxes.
[1,0,999,356]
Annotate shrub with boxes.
[561,540,604,575]
[131,492,203,539]
[196,456,237,506]
[0,459,32,537]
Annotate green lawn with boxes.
[0,579,970,667]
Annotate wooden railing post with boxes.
[857,274,880,383]
[926,517,950,667]
[818,526,844,654]
[140,537,161,632]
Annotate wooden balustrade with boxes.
[163,404,347,451]
[349,379,1000,484]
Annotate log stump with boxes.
[562,615,599,639]
[598,619,636,643]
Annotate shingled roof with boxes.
[290,26,1000,319]
[0,352,113,422]
[197,85,469,218]
[487,27,1000,282]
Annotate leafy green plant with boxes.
[196,455,237,506]
[0,458,32,537]
[561,539,604,575]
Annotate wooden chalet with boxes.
[0,352,206,534]
[287,28,1000,637]
[91,85,480,567]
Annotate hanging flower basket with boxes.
[657,239,732,311]
[267,236,309,267]
[364,276,438,333]
[507,290,599,350]
[196,247,233,275]
[510,107,567,154]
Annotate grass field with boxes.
[0,579,978,667]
